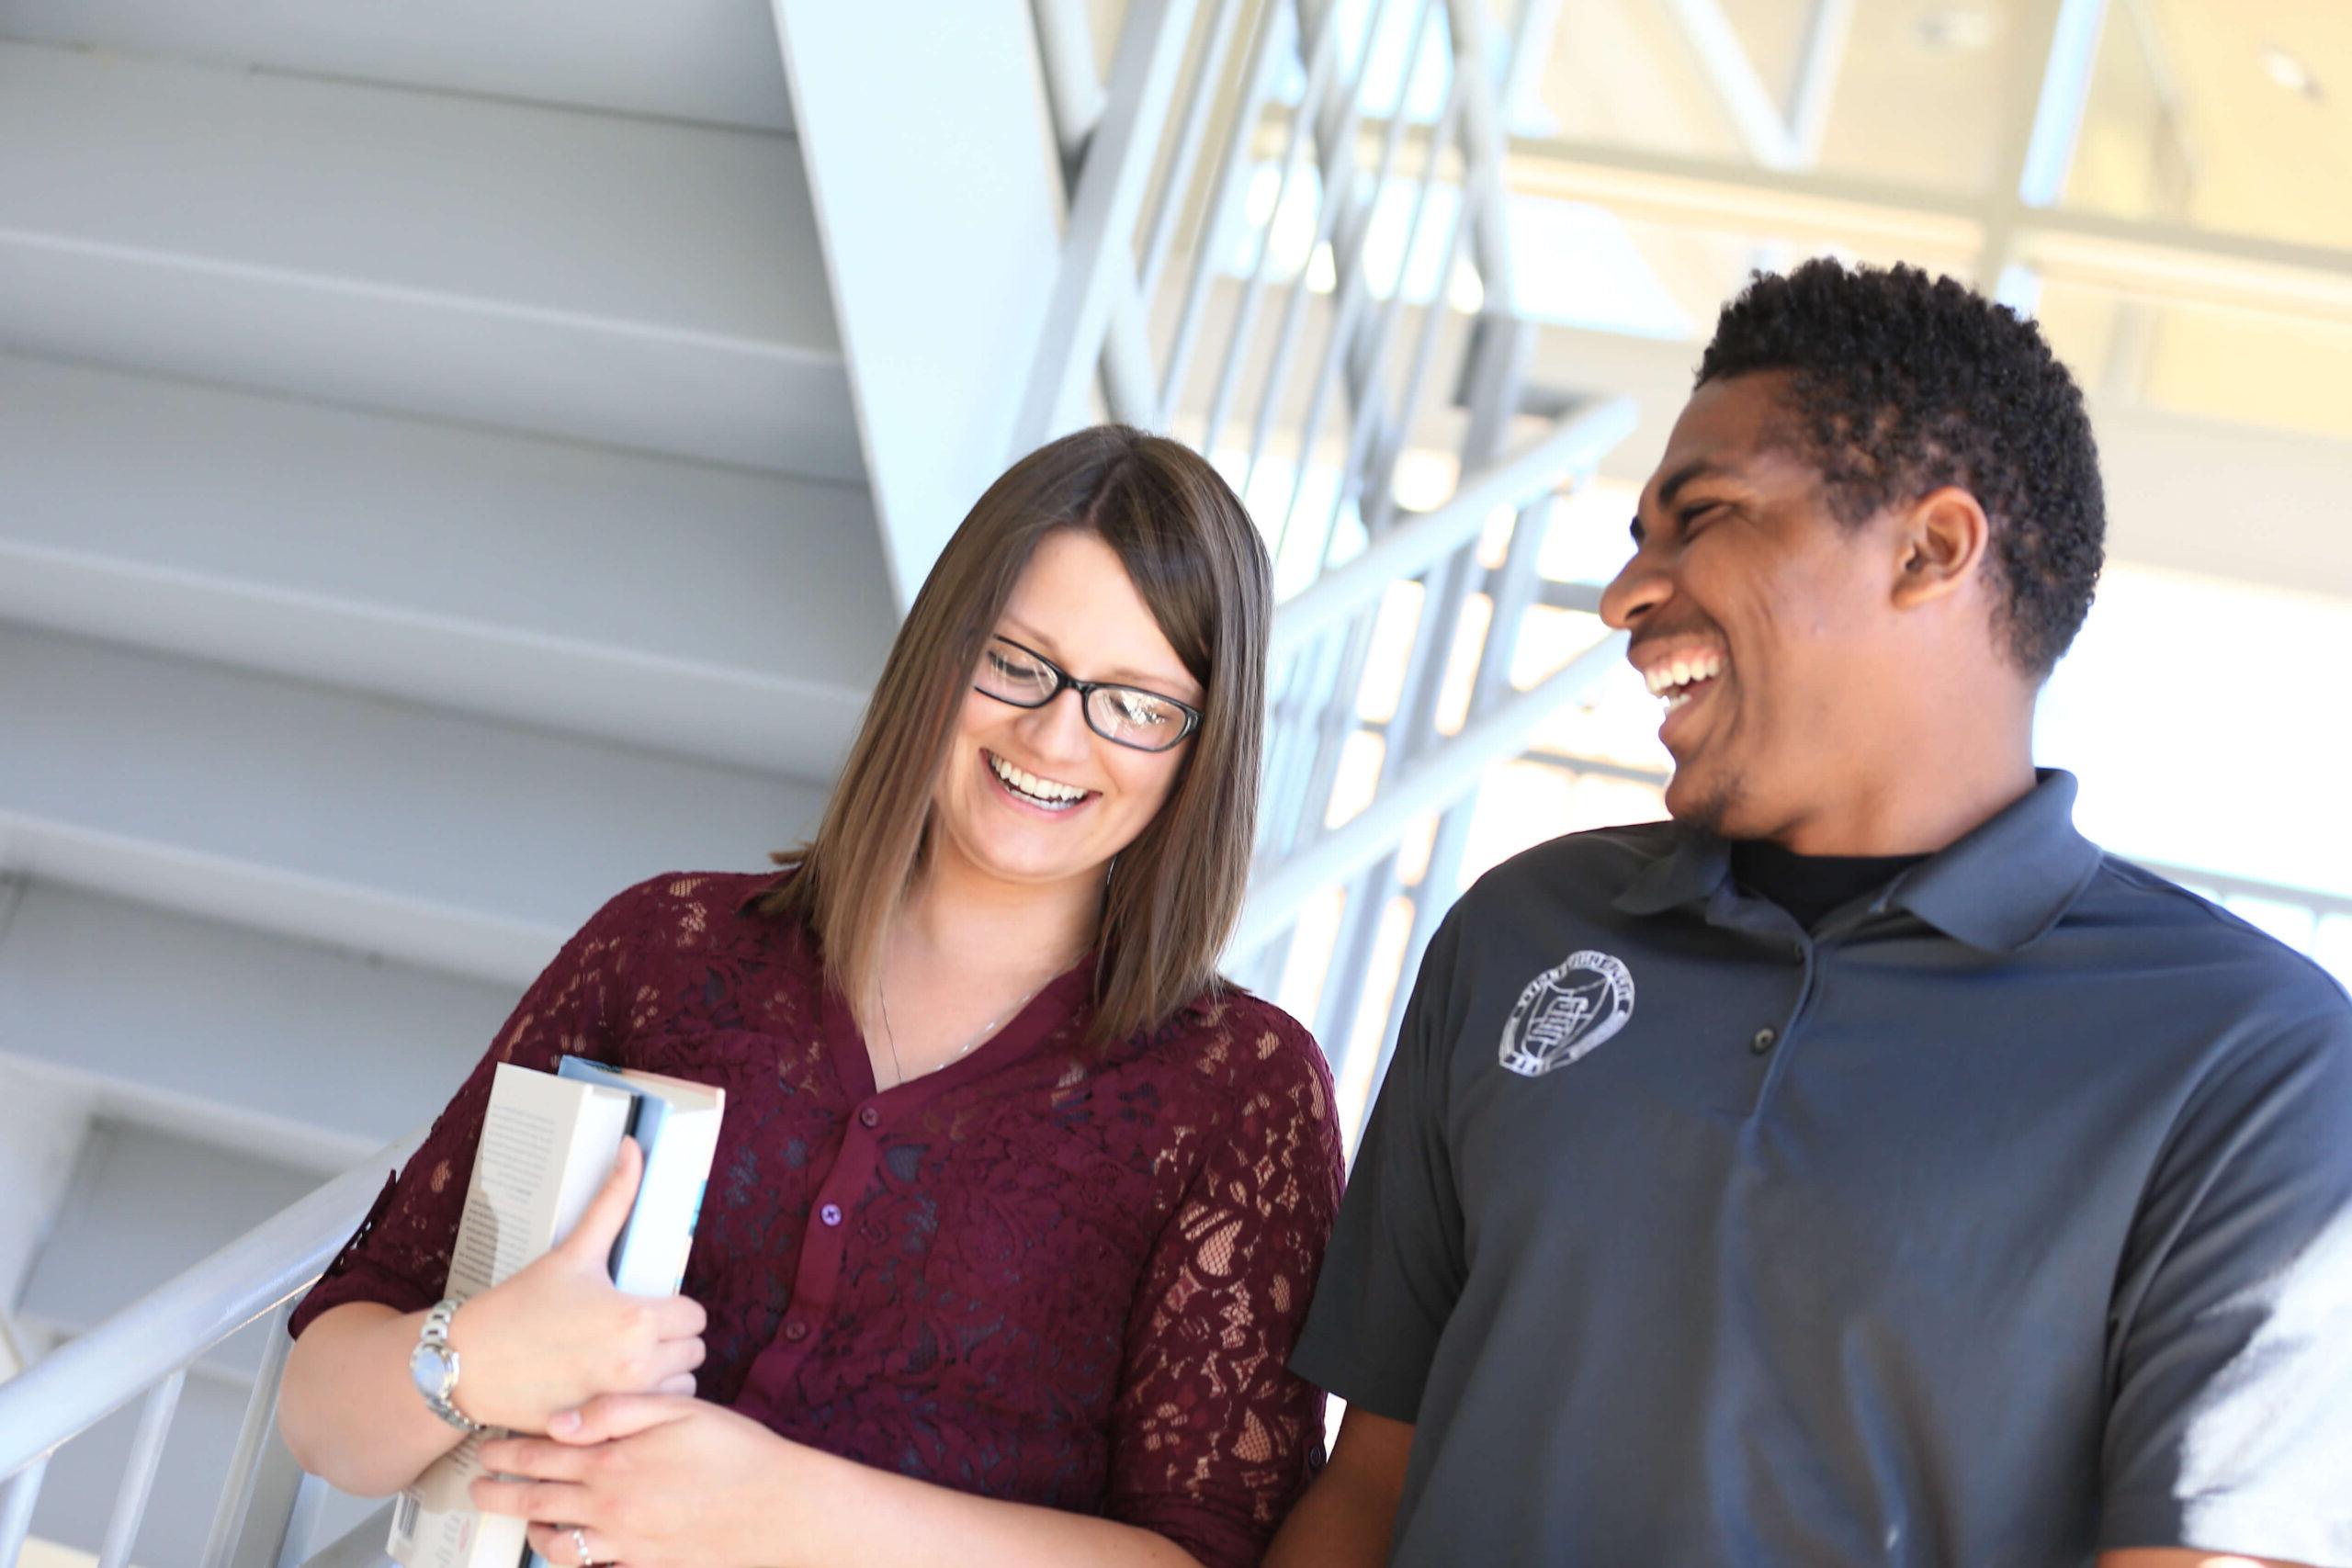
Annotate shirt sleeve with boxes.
[1286,904,1469,1424]
[286,878,654,1337]
[2099,992,2352,1567]
[1100,1004,1347,1568]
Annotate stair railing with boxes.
[1025,0,1638,1102]
[0,1139,416,1568]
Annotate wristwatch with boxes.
[409,1298,483,1433]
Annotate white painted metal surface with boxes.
[0,356,888,779]
[17,1126,322,1382]
[0,885,510,1170]
[0,42,856,479]
[0,0,797,131]
[772,0,1068,609]
[0,626,831,987]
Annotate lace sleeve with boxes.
[1102,1004,1348,1567]
[286,876,662,1337]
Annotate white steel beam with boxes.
[1493,134,2352,321]
[1657,0,1803,171]
[1784,0,1855,164]
[2017,0,2111,209]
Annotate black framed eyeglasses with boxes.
[973,636,1202,752]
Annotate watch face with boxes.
[411,1340,455,1401]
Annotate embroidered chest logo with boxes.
[1498,951,1635,1077]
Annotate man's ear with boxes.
[1890,486,1990,610]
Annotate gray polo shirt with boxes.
[1293,771,2352,1566]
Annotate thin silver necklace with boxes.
[876,976,1048,1091]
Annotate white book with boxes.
[514,1062,726,1568]
[390,1065,637,1568]
[553,1059,724,1298]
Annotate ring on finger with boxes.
[570,1527,594,1568]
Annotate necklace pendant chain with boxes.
[878,978,1048,1091]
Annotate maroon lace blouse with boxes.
[290,871,1346,1567]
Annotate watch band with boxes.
[415,1297,483,1433]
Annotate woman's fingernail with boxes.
[549,1409,581,1435]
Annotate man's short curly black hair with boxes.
[1697,258,2104,676]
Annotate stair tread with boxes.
[0,41,832,351]
[0,623,829,984]
[0,355,892,775]
[0,881,514,1164]
[0,41,861,478]
[0,0,795,133]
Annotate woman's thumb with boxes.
[560,1135,642,1262]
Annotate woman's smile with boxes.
[982,749,1097,815]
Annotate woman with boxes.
[278,425,1346,1568]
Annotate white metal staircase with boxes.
[0,4,891,1557]
[0,3,1642,1562]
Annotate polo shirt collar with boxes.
[1611,828,1730,919]
[1611,769,2101,953]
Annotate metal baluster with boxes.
[1138,0,1252,304]
[96,1371,187,1568]
[1,1456,50,1568]
[1238,0,1401,502]
[273,1473,330,1568]
[1198,0,1351,456]
[202,1303,303,1568]
[1315,62,1467,552]
[1273,0,1441,565]
[1281,70,1480,919]
[1017,0,1198,449]
[1310,313,1532,1060]
[1159,0,1292,423]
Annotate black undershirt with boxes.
[1729,840,1931,931]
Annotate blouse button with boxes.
[783,1319,809,1343]
[857,1105,881,1129]
[1750,1027,1779,1055]
[819,1203,842,1227]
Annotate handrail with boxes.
[1267,396,1636,660]
[1233,628,1627,953]
[0,1138,413,1479]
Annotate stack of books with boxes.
[389,1059,724,1568]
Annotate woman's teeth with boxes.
[989,752,1089,810]
[1646,650,1725,709]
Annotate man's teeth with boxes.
[1645,650,1725,705]
[989,753,1088,807]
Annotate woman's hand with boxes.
[471,1395,801,1568]
[447,1139,708,1432]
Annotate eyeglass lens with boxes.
[976,640,1192,751]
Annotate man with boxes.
[1267,260,2352,1567]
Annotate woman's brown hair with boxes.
[761,424,1272,1045]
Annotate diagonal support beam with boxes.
[1658,0,1804,171]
